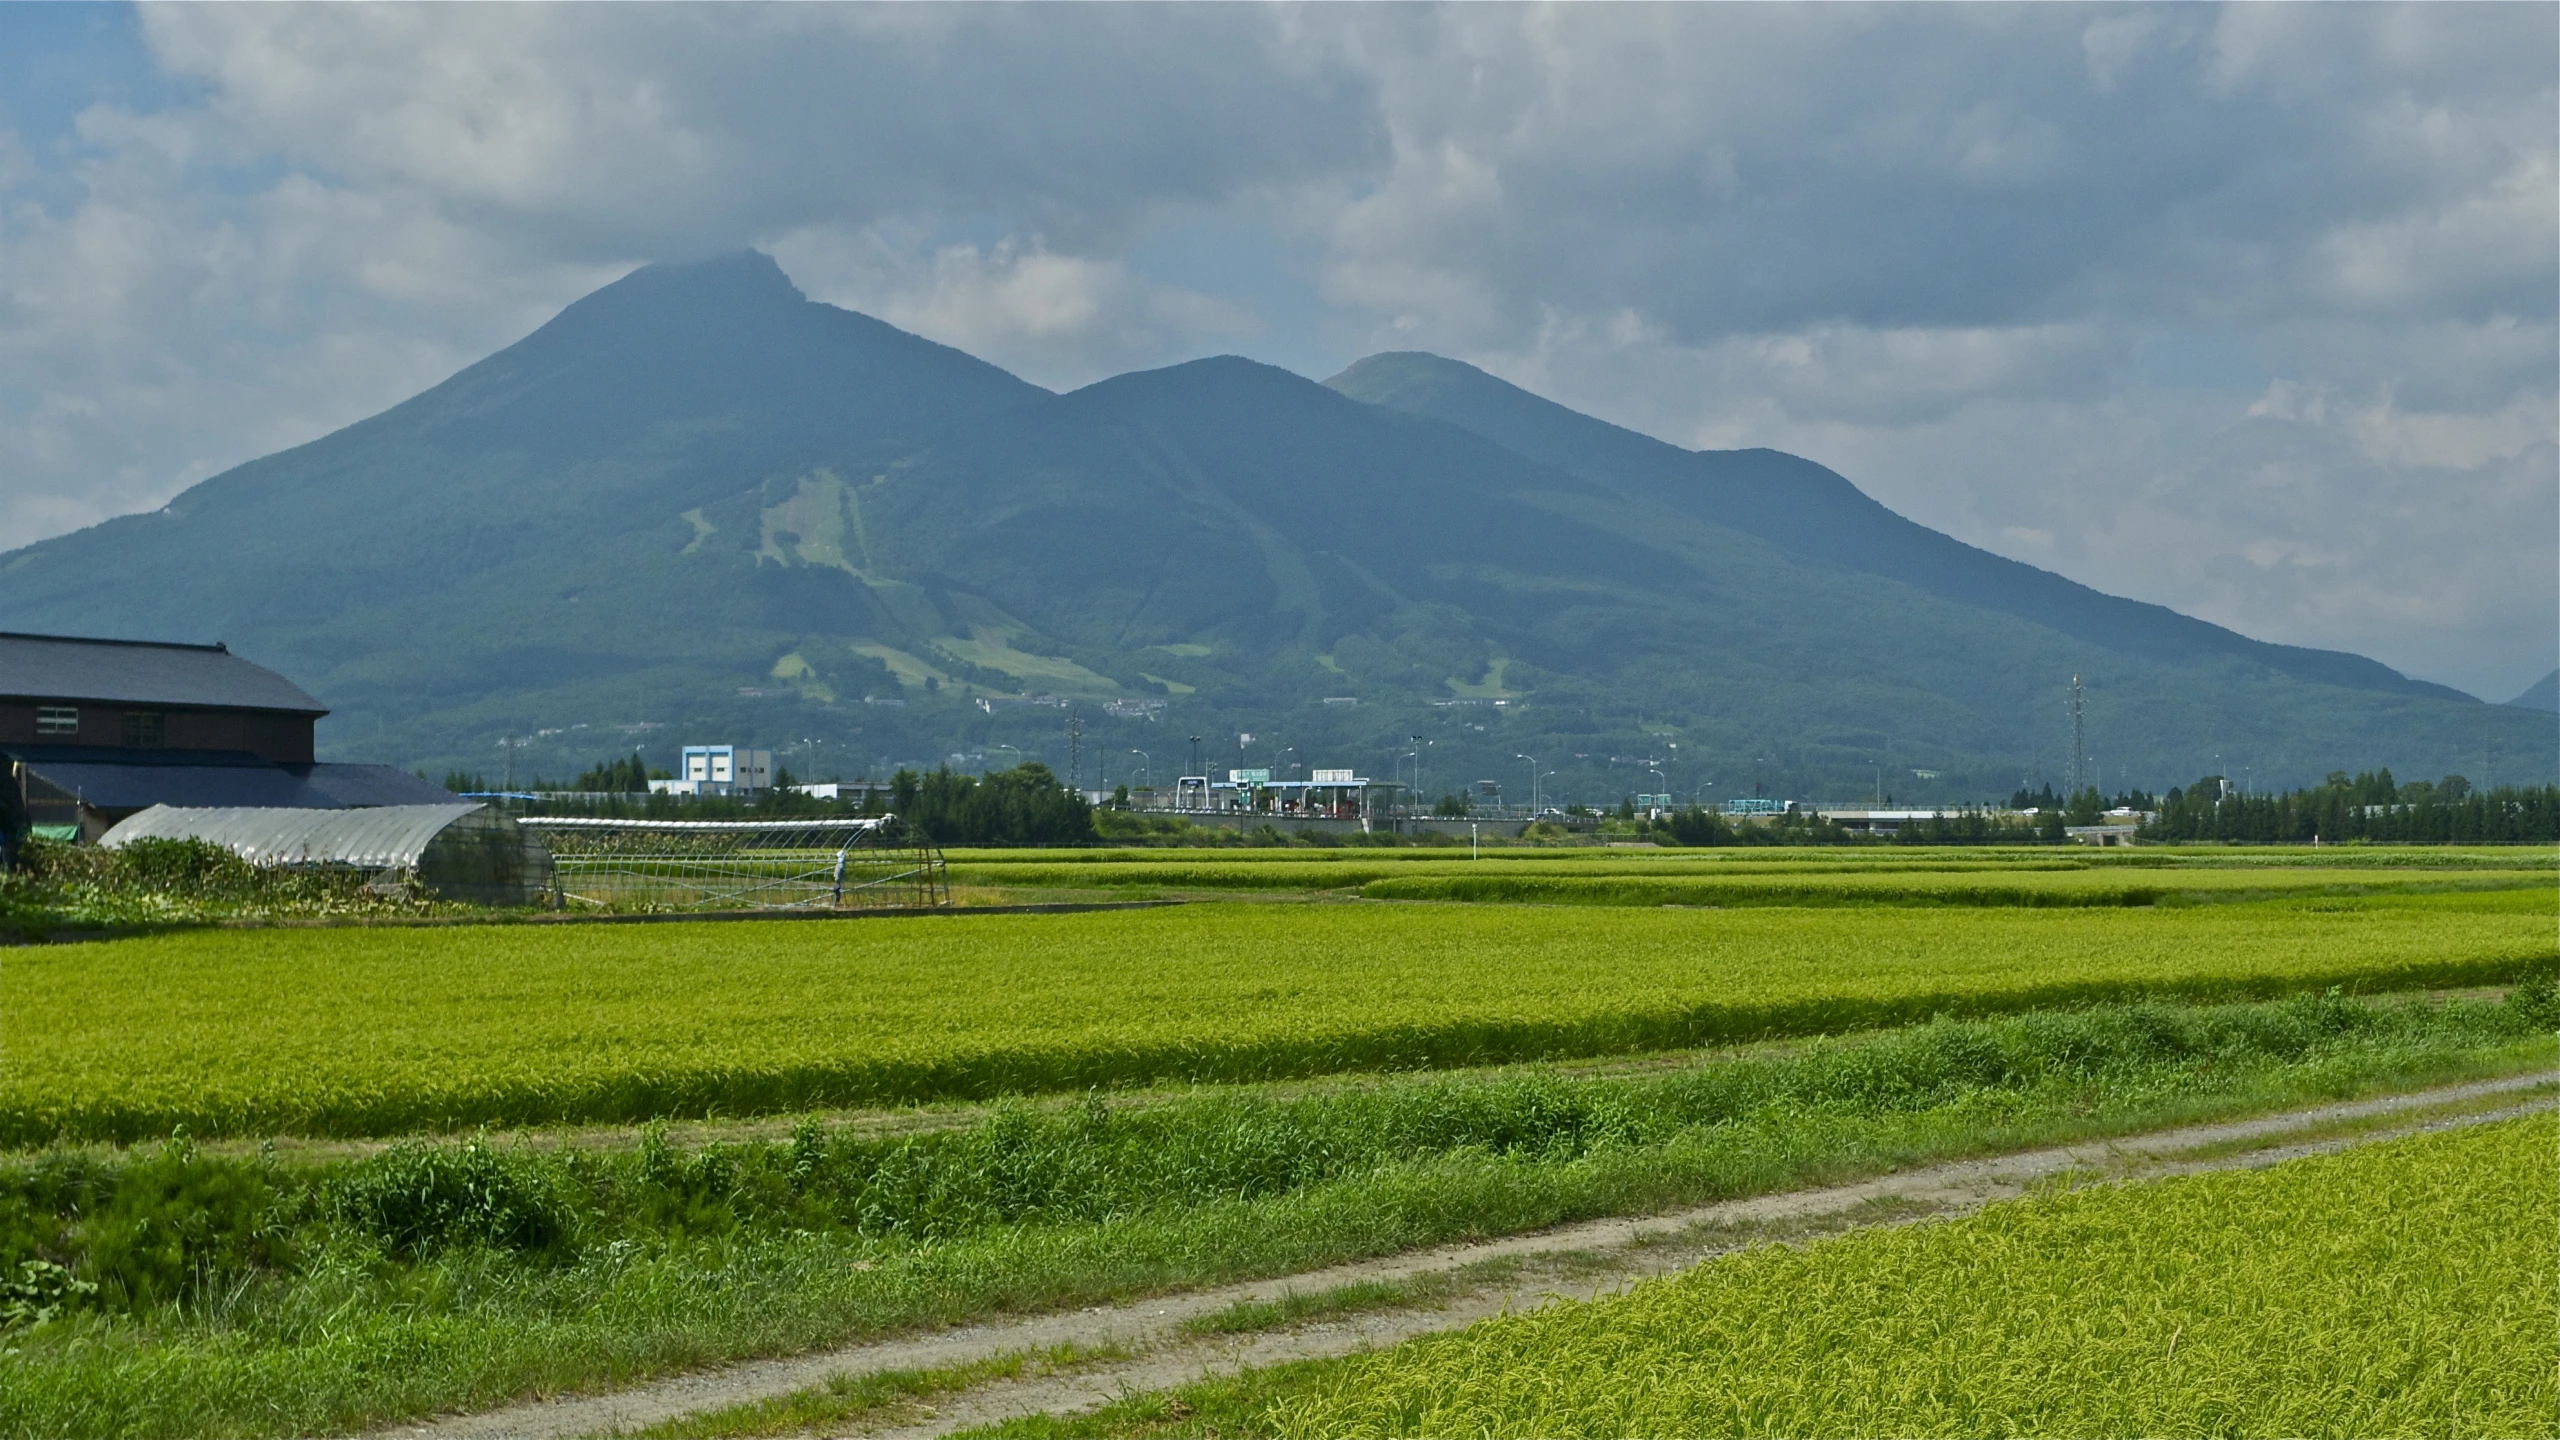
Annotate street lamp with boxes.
[1282,746,1300,782]
[1648,762,1666,812]
[1129,749,1151,791]
[1188,735,1204,779]
[1400,750,1418,816]
[991,743,1023,773]
[1514,753,1540,814]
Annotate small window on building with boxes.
[35,706,78,736]
[122,711,165,748]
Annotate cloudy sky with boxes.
[2,3,2552,698]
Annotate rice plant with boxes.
[1269,1112,2558,1438]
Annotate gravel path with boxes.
[378,1071,2555,1440]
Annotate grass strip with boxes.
[1180,1269,1489,1337]
[8,897,2551,1143]
[594,1342,1127,1440]
[1,990,2550,1439]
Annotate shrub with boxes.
[74,1138,293,1311]
[332,1139,572,1260]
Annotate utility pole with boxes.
[2066,673,2087,797]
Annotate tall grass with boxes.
[0,838,451,935]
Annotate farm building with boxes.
[0,632,450,841]
[100,803,556,907]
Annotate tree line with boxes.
[460,760,1098,844]
[2138,770,2560,844]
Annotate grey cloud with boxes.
[1320,4,2554,353]
[140,4,1385,258]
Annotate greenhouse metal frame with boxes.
[516,814,949,912]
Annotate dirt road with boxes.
[377,1071,2553,1440]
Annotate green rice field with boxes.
[2,844,2553,1437]
[6,889,2550,1143]
[1260,1111,2557,1438]
[1355,864,2554,907]
[938,844,2559,890]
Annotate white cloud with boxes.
[771,230,1259,390]
[0,1,2549,696]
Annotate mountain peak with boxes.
[515,249,810,359]
[569,249,807,317]
[389,249,1044,459]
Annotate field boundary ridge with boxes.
[20,898,1187,944]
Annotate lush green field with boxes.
[3,991,2550,1440]
[947,840,2560,876]
[941,845,2556,868]
[1358,865,2554,908]
[7,893,2551,1144]
[943,846,2560,896]
[1257,1112,2557,1438]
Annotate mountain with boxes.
[2508,670,2560,713]
[1328,353,2465,702]
[0,252,2546,801]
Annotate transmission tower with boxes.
[2066,673,2087,797]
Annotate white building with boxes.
[649,745,773,796]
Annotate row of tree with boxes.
[885,764,1097,846]
[2138,770,2559,844]
[490,749,2552,848]
[465,759,1097,844]
[2009,783,2159,816]
[1632,806,2064,847]
[439,753,665,794]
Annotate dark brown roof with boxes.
[0,633,326,714]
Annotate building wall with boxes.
[0,699,316,763]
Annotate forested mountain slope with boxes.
[0,253,2542,798]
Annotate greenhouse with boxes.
[98,802,555,907]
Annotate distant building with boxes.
[1723,797,1797,816]
[0,632,449,842]
[650,744,773,796]
[781,779,895,806]
[1160,767,1397,823]
[1813,807,1954,835]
